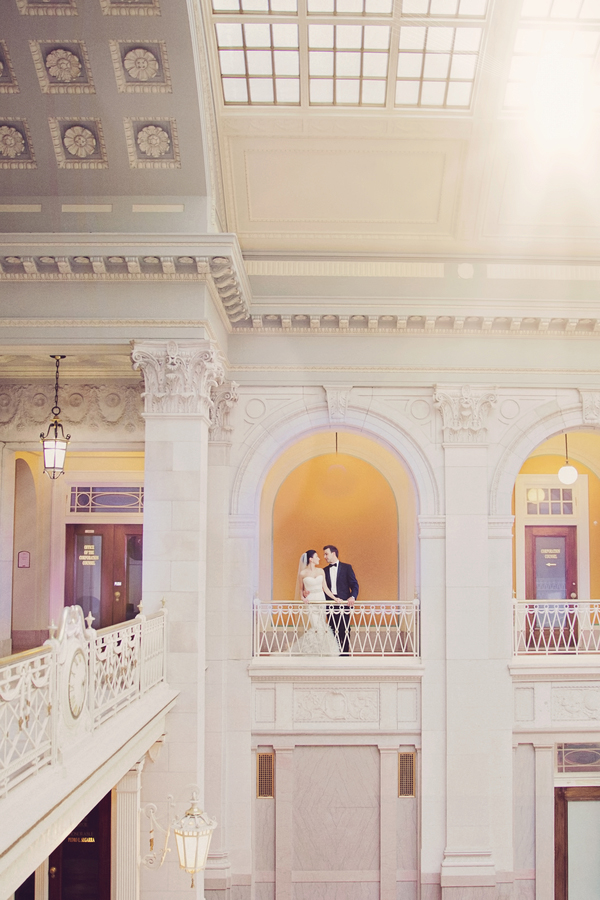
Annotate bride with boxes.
[291,550,341,656]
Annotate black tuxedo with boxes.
[324,561,359,656]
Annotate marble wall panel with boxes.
[292,746,380,872]
[397,883,417,900]
[397,795,418,871]
[254,795,275,873]
[254,887,274,900]
[513,745,535,873]
[293,884,379,900]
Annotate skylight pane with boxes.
[336,79,361,101]
[247,50,273,74]
[364,24,391,47]
[219,50,247,74]
[396,24,480,107]
[270,0,297,9]
[309,24,335,47]
[402,0,487,13]
[337,51,362,74]
[216,22,244,46]
[363,50,389,74]
[581,0,600,17]
[458,0,487,13]
[275,77,300,100]
[361,78,386,101]
[396,80,420,102]
[274,50,299,74]
[249,78,274,100]
[244,23,272,45]
[272,24,299,46]
[522,0,552,14]
[310,78,334,101]
[223,78,249,101]
[310,50,335,74]
[402,0,428,10]
[308,24,388,105]
[431,0,459,13]
[337,0,363,13]
[213,0,240,10]
[241,0,269,10]
[337,25,364,48]
[551,0,582,17]
[398,53,423,76]
[307,0,334,10]
[365,0,393,12]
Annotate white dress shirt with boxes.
[329,562,338,595]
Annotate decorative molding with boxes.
[552,685,600,721]
[124,117,180,168]
[109,41,171,92]
[580,390,600,424]
[16,0,77,14]
[488,516,514,539]
[434,384,498,443]
[418,515,446,539]
[0,120,36,169]
[30,41,95,94]
[488,264,600,282]
[0,382,144,435]
[324,384,352,423]
[245,260,445,278]
[49,117,107,169]
[99,0,160,14]
[209,256,250,324]
[293,689,379,723]
[131,339,225,417]
[209,381,239,442]
[0,43,19,93]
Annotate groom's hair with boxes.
[323,544,339,557]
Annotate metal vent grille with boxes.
[398,752,415,797]
[257,752,274,798]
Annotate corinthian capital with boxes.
[434,383,497,443]
[131,339,225,418]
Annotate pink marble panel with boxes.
[293,885,379,900]
[292,746,380,873]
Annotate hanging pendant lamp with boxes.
[558,433,578,485]
[40,355,71,479]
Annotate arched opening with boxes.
[513,431,600,654]
[259,431,417,605]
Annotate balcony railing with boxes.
[513,600,600,655]
[0,604,167,798]
[253,600,420,658]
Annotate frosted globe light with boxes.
[558,465,578,485]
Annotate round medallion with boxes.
[68,648,87,719]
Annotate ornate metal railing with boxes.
[253,600,420,658]
[513,601,600,654]
[0,605,167,797]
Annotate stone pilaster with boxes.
[132,339,224,900]
[115,761,145,900]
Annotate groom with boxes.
[323,545,359,656]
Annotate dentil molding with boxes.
[131,339,225,417]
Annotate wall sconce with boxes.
[40,355,70,479]
[143,790,217,887]
[558,433,578,485]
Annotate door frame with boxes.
[515,474,589,600]
[524,525,578,600]
[555,785,600,900]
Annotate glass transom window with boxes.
[70,486,144,514]
[557,743,600,773]
[526,486,574,515]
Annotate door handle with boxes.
[49,868,57,879]
[114,591,121,603]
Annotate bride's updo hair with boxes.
[305,550,317,562]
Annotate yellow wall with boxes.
[518,453,600,597]
[272,452,398,601]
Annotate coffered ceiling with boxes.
[2,0,600,334]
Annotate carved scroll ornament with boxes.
[434,383,498,443]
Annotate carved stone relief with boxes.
[110,41,171,92]
[580,390,600,424]
[434,383,498,443]
[30,41,94,93]
[209,381,239,442]
[0,42,19,93]
[131,339,225,417]
[0,382,143,437]
[324,384,352,423]
[99,0,160,13]
[209,257,250,324]
[293,688,379,723]
[0,120,36,169]
[49,117,107,169]
[552,685,600,721]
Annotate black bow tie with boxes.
[330,563,338,567]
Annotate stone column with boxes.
[274,747,294,900]
[0,443,16,656]
[434,385,501,898]
[379,746,398,900]
[534,744,554,900]
[132,339,224,900]
[114,761,145,900]
[418,515,446,900]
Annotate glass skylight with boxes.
[521,0,600,19]
[216,22,300,103]
[401,0,487,15]
[504,26,599,107]
[396,25,481,106]
[308,0,393,14]
[213,0,297,13]
[308,24,390,104]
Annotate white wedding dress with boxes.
[291,574,341,656]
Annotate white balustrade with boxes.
[513,600,600,654]
[253,600,420,657]
[0,606,167,797]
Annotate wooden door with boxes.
[49,793,111,900]
[556,786,600,900]
[525,526,578,651]
[65,524,143,628]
